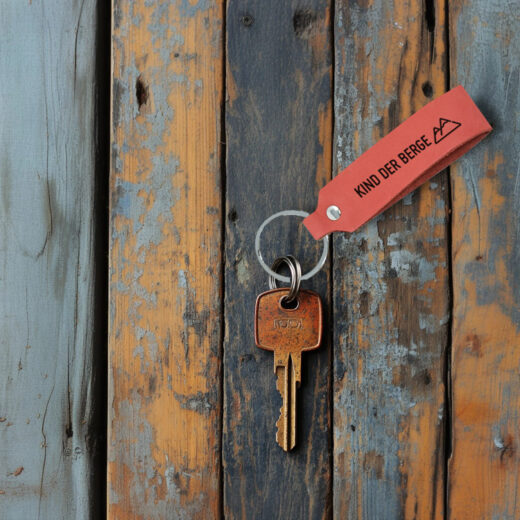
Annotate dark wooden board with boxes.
[448,1,520,517]
[332,1,450,518]
[223,1,333,518]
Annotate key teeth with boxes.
[276,409,286,451]
[274,365,297,452]
[276,407,294,452]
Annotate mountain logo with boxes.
[433,117,462,144]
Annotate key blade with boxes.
[275,364,289,451]
[289,361,297,449]
[275,359,297,451]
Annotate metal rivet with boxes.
[326,205,341,221]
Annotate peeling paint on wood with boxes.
[0,1,104,518]
[223,0,332,517]
[109,1,224,518]
[3,1,519,517]
[332,1,449,518]
[448,2,520,518]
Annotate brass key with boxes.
[255,288,323,451]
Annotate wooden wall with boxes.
[1,0,519,518]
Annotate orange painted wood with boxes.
[448,2,520,518]
[332,1,449,517]
[109,1,224,517]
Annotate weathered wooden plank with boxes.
[109,1,224,518]
[0,1,106,518]
[448,2,520,518]
[223,1,332,518]
[332,1,449,518]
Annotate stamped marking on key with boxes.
[255,288,323,451]
[273,318,303,329]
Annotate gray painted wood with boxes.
[332,1,450,518]
[224,1,333,518]
[0,1,105,518]
[448,1,520,517]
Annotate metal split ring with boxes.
[255,210,329,283]
[268,255,302,303]
[269,255,302,303]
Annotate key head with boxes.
[255,288,322,353]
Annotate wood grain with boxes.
[109,1,224,518]
[448,2,520,518]
[223,1,332,517]
[0,1,105,518]
[332,1,449,518]
[3,1,519,517]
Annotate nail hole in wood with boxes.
[293,9,317,37]
[241,14,254,27]
[359,291,369,316]
[228,208,238,222]
[422,81,433,98]
[136,75,149,110]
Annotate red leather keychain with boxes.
[304,86,492,239]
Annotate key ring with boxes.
[255,210,329,283]
[268,255,301,302]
